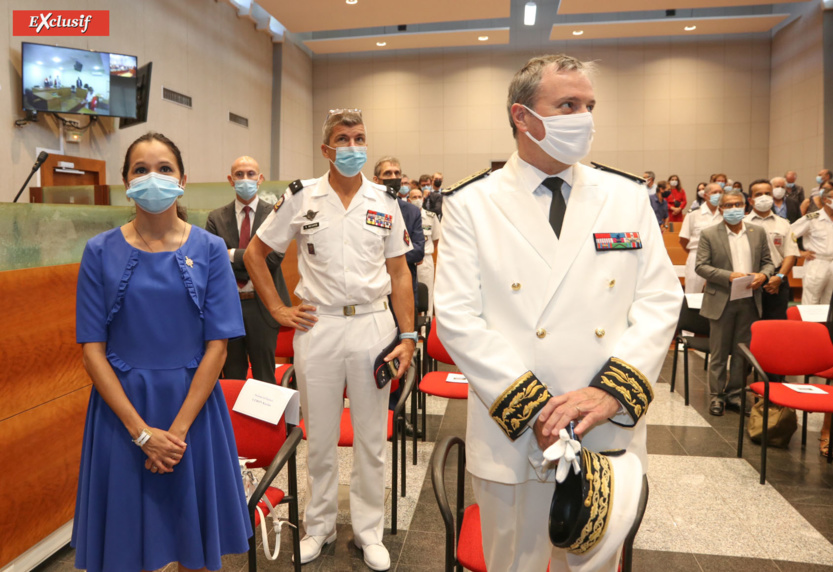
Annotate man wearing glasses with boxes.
[696,189,774,416]
[244,109,416,570]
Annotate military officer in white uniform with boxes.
[407,187,441,314]
[679,183,724,293]
[434,55,682,572]
[244,110,415,571]
[790,182,833,304]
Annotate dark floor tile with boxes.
[396,530,448,570]
[647,424,688,456]
[776,561,833,571]
[788,503,833,541]
[694,553,780,571]
[632,549,702,571]
[668,425,737,457]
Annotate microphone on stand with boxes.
[13,151,49,203]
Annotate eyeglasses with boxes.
[722,202,746,209]
[327,108,362,120]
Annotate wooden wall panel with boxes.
[0,263,87,420]
[0,387,90,566]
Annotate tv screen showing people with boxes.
[22,42,138,118]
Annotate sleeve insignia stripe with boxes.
[589,357,652,427]
[489,371,553,440]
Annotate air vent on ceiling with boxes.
[229,112,249,128]
[162,87,192,109]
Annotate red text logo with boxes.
[13,11,109,36]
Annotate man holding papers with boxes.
[696,189,774,416]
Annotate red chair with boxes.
[416,320,468,442]
[736,321,833,484]
[246,326,296,383]
[220,379,304,572]
[786,306,802,321]
[296,364,417,534]
[430,436,647,572]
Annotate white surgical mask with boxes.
[670,180,678,187]
[697,189,706,199]
[753,195,773,212]
[523,106,594,165]
[772,187,786,200]
[411,198,423,209]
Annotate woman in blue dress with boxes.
[72,132,252,571]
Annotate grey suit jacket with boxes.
[695,222,774,320]
[205,199,291,327]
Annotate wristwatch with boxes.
[776,273,786,281]
[399,331,418,343]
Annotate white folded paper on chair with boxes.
[796,304,829,322]
[446,373,468,383]
[233,378,300,425]
[684,293,703,310]
[782,383,829,394]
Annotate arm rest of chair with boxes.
[736,343,770,385]
[248,425,304,510]
[280,365,295,389]
[430,436,466,548]
[393,364,417,417]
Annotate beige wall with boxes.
[0,0,274,202]
[769,0,825,189]
[312,37,772,202]
[278,35,314,179]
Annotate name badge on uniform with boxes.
[303,222,319,231]
[366,210,393,229]
[772,233,783,248]
[594,232,642,251]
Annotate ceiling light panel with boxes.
[304,28,510,54]
[558,0,806,14]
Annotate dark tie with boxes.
[543,177,566,238]
[237,206,252,288]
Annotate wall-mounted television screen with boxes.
[22,42,138,118]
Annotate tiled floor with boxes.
[35,349,833,571]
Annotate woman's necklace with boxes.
[132,220,187,253]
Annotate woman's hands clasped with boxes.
[141,428,187,474]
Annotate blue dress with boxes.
[72,226,252,572]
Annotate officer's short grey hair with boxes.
[644,171,655,181]
[720,189,745,206]
[506,54,595,138]
[373,156,400,178]
[771,176,786,186]
[322,109,364,145]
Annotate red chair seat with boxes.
[749,382,833,413]
[815,367,833,380]
[244,362,293,381]
[419,372,469,399]
[253,487,286,527]
[299,409,394,446]
[457,504,487,572]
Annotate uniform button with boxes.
[536,328,547,339]
[512,282,521,291]
[595,327,605,338]
[608,279,616,288]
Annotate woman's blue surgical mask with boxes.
[818,176,825,185]
[709,193,722,206]
[717,181,726,189]
[722,207,745,225]
[234,179,259,201]
[127,172,184,214]
[326,145,367,177]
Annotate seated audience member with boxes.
[680,183,724,293]
[791,181,833,304]
[689,182,708,212]
[649,180,670,227]
[744,179,798,320]
[667,174,687,223]
[770,176,801,223]
[205,155,291,384]
[696,189,774,416]
[785,170,805,203]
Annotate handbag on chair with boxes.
[747,398,798,448]
[240,457,295,561]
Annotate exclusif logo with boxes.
[13,10,109,36]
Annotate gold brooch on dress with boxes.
[185,256,194,268]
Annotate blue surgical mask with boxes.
[401,184,411,194]
[787,182,795,188]
[709,193,722,206]
[722,207,745,225]
[234,179,259,201]
[717,181,726,189]
[127,172,184,214]
[326,145,367,177]
[817,176,825,185]
[422,185,431,192]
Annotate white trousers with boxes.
[472,476,621,572]
[684,249,705,294]
[417,254,435,315]
[800,258,833,305]
[293,310,397,546]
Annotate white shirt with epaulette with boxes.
[790,209,833,258]
[256,173,412,306]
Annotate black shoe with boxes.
[403,420,416,437]
[709,398,725,416]
[725,396,742,411]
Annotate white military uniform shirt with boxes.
[744,211,799,268]
[256,174,411,306]
[421,209,441,255]
[791,209,833,258]
[679,202,723,293]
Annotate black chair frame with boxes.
[431,436,467,572]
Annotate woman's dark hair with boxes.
[122,132,187,221]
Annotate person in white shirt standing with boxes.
[744,179,799,320]
[791,181,833,305]
[407,187,441,315]
[679,183,724,293]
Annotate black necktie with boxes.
[543,177,566,238]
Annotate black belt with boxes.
[239,292,255,300]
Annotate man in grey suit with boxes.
[206,156,291,384]
[696,189,774,416]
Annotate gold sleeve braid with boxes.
[589,357,654,426]
[489,371,553,440]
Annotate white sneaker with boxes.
[355,541,390,571]
[295,531,336,564]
